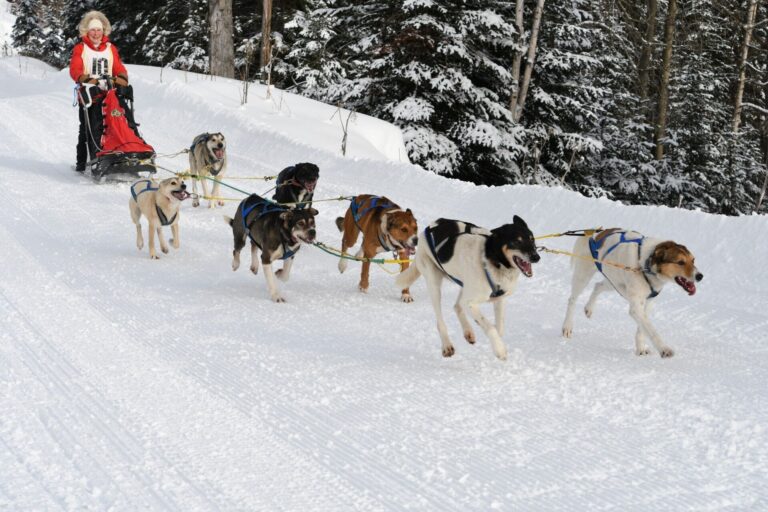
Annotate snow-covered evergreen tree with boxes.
[11,0,46,59]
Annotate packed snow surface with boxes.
[0,57,766,511]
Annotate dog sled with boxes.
[78,77,156,181]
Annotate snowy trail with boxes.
[1,57,767,510]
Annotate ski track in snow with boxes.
[0,57,767,511]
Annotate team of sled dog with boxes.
[128,132,704,361]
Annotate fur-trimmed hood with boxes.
[78,11,112,37]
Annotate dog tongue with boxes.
[172,190,190,201]
[676,277,696,295]
[214,149,224,159]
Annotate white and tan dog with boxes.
[129,177,190,259]
[561,228,703,358]
[189,132,227,208]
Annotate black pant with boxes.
[76,99,104,170]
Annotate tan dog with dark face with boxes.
[335,194,418,302]
[129,177,190,259]
[561,229,703,358]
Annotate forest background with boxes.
[7,0,768,215]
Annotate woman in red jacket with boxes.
[69,11,129,172]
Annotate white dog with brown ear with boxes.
[561,228,703,358]
[129,177,190,259]
[189,132,227,208]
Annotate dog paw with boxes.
[150,253,159,260]
[463,330,476,344]
[338,260,347,274]
[442,345,455,358]
[161,246,169,254]
[217,201,225,207]
[170,239,180,249]
[584,305,594,318]
[494,349,508,361]
[400,292,414,303]
[562,325,573,338]
[192,199,200,208]
[136,242,143,251]
[271,295,285,303]
[635,347,651,356]
[232,259,240,271]
[358,285,368,293]
[659,347,675,358]
[250,265,259,275]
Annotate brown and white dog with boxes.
[129,177,190,259]
[189,132,227,208]
[561,228,703,358]
[335,194,418,302]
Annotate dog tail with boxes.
[395,263,421,290]
[335,216,345,232]
[223,215,234,227]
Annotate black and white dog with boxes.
[396,216,540,360]
[226,193,317,302]
[273,163,319,208]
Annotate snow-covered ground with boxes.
[1,55,767,511]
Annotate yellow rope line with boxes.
[314,241,411,265]
[538,247,641,273]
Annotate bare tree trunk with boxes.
[260,0,273,83]
[514,0,545,123]
[208,0,235,78]
[732,0,760,134]
[638,0,658,102]
[508,0,524,115]
[654,0,677,160]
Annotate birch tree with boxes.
[209,0,235,78]
[510,0,545,123]
[260,0,273,83]
[732,0,760,133]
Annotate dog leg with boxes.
[212,178,223,208]
[192,174,200,207]
[422,266,453,357]
[466,302,507,360]
[634,301,654,356]
[170,221,180,249]
[232,233,246,271]
[249,241,260,275]
[358,245,374,292]
[275,257,293,282]
[562,261,596,338]
[338,215,360,274]
[202,177,213,209]
[262,262,285,302]
[454,299,476,345]
[628,300,674,358]
[398,249,414,303]
[157,227,169,254]
[148,223,159,259]
[493,299,505,335]
[584,280,611,318]
[130,200,144,251]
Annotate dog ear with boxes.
[406,208,412,214]
[279,211,294,221]
[513,215,528,227]
[308,208,319,216]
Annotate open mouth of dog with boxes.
[675,276,696,295]
[213,148,225,160]
[302,180,317,193]
[171,189,190,201]
[294,233,316,244]
[513,256,533,277]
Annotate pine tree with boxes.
[11,0,46,59]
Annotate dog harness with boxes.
[425,223,505,299]
[130,180,177,226]
[275,167,314,209]
[349,196,400,252]
[589,230,660,299]
[239,195,299,260]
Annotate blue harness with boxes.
[131,180,177,226]
[350,196,398,251]
[425,224,505,299]
[589,231,660,299]
[240,195,299,260]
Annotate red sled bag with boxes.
[97,88,154,156]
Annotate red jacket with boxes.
[69,35,128,83]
